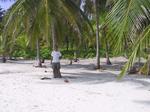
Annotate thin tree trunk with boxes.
[69,59,72,65]
[124,33,128,58]
[105,40,112,65]
[51,21,57,51]
[103,25,111,65]
[65,36,69,51]
[138,44,141,68]
[2,54,6,63]
[148,55,150,75]
[94,0,100,69]
[74,50,78,62]
[51,18,62,78]
[36,38,42,67]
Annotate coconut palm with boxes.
[0,6,6,63]
[83,0,113,67]
[106,0,150,78]
[93,0,100,69]
[1,0,92,77]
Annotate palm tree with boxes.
[106,0,150,78]
[36,38,42,67]
[0,6,6,63]
[1,0,92,78]
[102,25,112,65]
[83,0,112,68]
[94,0,100,69]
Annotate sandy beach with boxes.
[0,57,150,112]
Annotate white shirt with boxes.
[51,51,62,63]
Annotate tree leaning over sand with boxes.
[106,0,150,78]
[1,0,92,78]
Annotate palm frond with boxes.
[106,0,150,54]
[118,25,150,79]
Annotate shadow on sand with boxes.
[37,63,150,88]
[133,100,150,105]
[1,60,150,87]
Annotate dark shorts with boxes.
[52,62,61,69]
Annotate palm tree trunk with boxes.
[2,54,6,63]
[138,45,141,68]
[94,0,100,69]
[51,19,57,51]
[65,36,69,51]
[103,25,111,65]
[105,40,112,65]
[51,18,62,78]
[74,50,79,62]
[36,38,42,67]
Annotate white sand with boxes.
[0,57,150,112]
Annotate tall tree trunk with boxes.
[105,40,112,65]
[36,38,42,67]
[103,25,111,65]
[138,44,141,68]
[94,0,100,69]
[51,18,62,78]
[65,36,69,51]
[124,35,128,58]
[2,54,6,63]
[51,19,57,51]
[74,50,78,62]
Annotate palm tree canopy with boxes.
[106,0,150,78]
[1,0,93,49]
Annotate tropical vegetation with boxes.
[0,0,150,78]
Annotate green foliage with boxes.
[40,47,51,59]
[6,45,114,59]
[60,47,109,59]
[11,35,36,59]
[61,50,74,59]
[12,49,36,59]
[106,0,150,78]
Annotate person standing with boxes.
[51,47,62,78]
